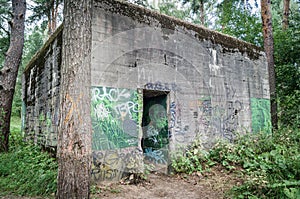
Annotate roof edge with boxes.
[95,0,263,59]
[24,0,264,74]
[24,24,63,73]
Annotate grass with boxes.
[10,116,21,133]
[0,116,57,197]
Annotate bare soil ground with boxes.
[91,167,243,199]
[1,167,243,199]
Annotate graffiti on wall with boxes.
[92,148,143,181]
[91,87,139,150]
[170,101,176,129]
[197,99,243,142]
[169,101,189,143]
[145,81,181,91]
[250,98,271,133]
[194,81,245,142]
[196,97,212,133]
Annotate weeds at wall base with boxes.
[172,127,300,198]
[2,116,299,198]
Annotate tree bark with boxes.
[261,0,278,130]
[56,0,92,198]
[52,0,59,33]
[282,0,290,30]
[49,0,59,35]
[199,0,205,25]
[0,0,26,152]
[46,0,60,35]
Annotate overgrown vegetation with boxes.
[0,116,57,197]
[172,127,300,198]
[1,0,299,197]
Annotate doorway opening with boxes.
[142,90,169,166]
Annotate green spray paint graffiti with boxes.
[250,98,272,133]
[91,87,139,150]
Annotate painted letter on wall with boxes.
[91,87,139,150]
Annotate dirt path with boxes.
[92,167,243,199]
[1,167,242,199]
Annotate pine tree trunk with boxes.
[0,0,26,152]
[47,0,59,35]
[200,0,205,25]
[283,0,290,30]
[261,0,278,130]
[56,0,92,198]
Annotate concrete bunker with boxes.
[22,0,271,182]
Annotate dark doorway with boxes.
[142,90,169,166]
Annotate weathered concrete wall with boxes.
[23,0,271,182]
[22,26,62,150]
[90,0,271,180]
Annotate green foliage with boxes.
[0,144,58,196]
[172,138,210,174]
[172,127,300,198]
[215,129,300,198]
[182,0,218,26]
[28,0,63,32]
[0,118,57,197]
[0,0,10,67]
[9,116,22,145]
[215,0,262,46]
[22,26,45,66]
[159,0,194,22]
[273,7,300,127]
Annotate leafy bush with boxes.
[211,128,300,198]
[171,138,212,174]
[172,127,300,198]
[274,26,300,128]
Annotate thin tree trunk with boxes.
[0,0,26,152]
[261,0,278,130]
[47,0,57,35]
[53,0,59,32]
[199,0,205,25]
[50,0,57,34]
[56,0,92,198]
[47,12,52,35]
[283,0,290,30]
[51,6,55,34]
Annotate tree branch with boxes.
[0,26,10,36]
